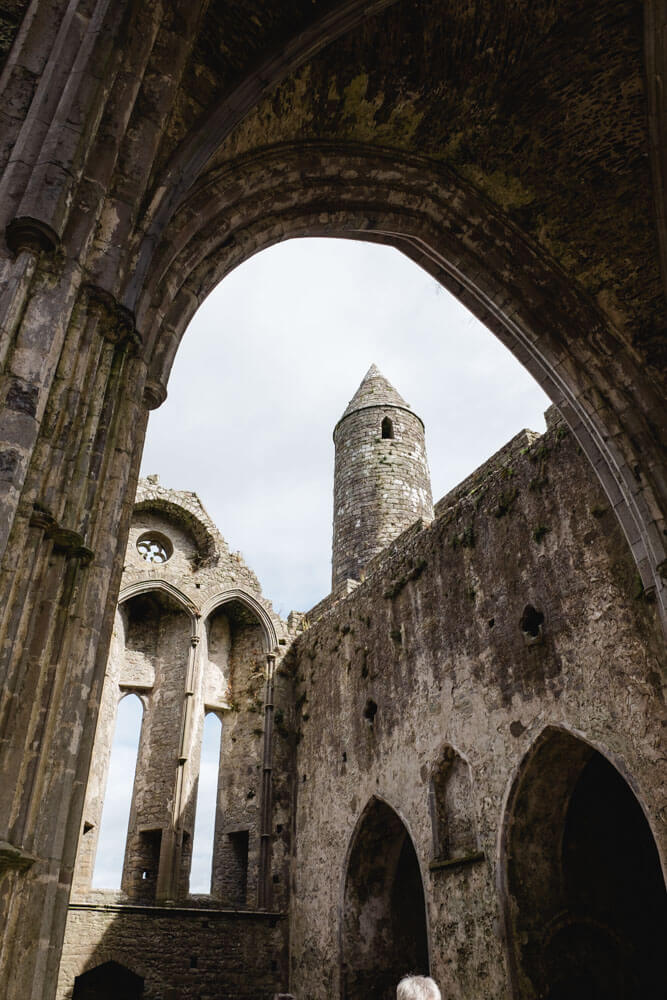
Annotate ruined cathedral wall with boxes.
[58,485,296,998]
[288,422,665,1000]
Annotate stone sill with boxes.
[67,901,286,920]
[429,851,485,872]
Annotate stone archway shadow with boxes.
[338,795,430,1000]
[499,725,667,1000]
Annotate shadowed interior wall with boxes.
[504,730,667,1000]
[342,798,429,1000]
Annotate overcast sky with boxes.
[140,237,550,617]
[96,237,552,891]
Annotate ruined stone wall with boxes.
[289,420,666,1000]
[332,404,433,588]
[57,904,287,1000]
[58,480,296,997]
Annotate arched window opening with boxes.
[381,416,394,439]
[504,729,667,1000]
[342,798,429,1000]
[92,694,143,890]
[430,746,478,862]
[190,712,223,894]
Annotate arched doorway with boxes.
[72,960,143,1000]
[503,728,667,1000]
[341,797,429,1000]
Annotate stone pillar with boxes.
[0,280,152,999]
[258,652,276,909]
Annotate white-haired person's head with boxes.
[396,974,442,1000]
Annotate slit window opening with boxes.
[190,712,223,894]
[92,693,143,889]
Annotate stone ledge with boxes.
[429,851,485,873]
[0,841,37,875]
[67,901,286,920]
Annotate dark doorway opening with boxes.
[342,798,429,1000]
[73,960,144,1000]
[505,729,667,1000]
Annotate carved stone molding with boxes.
[84,284,140,350]
[0,841,37,876]
[30,504,94,566]
[5,216,60,255]
[143,378,168,410]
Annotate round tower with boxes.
[332,364,434,589]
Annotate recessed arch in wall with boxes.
[429,744,478,863]
[201,590,277,653]
[340,795,430,1000]
[133,497,219,565]
[119,579,200,624]
[501,726,667,1000]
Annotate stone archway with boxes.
[503,728,667,1000]
[72,960,143,1000]
[0,3,665,996]
[341,797,429,1000]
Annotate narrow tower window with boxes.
[381,416,394,439]
[190,712,223,894]
[92,693,143,889]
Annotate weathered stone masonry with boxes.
[57,479,295,999]
[288,410,666,1000]
[0,2,665,996]
[332,364,433,589]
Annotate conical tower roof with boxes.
[336,364,417,428]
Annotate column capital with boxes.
[5,216,60,255]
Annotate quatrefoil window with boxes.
[136,531,173,564]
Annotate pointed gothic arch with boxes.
[341,796,430,1000]
[72,960,143,1000]
[501,727,667,1000]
